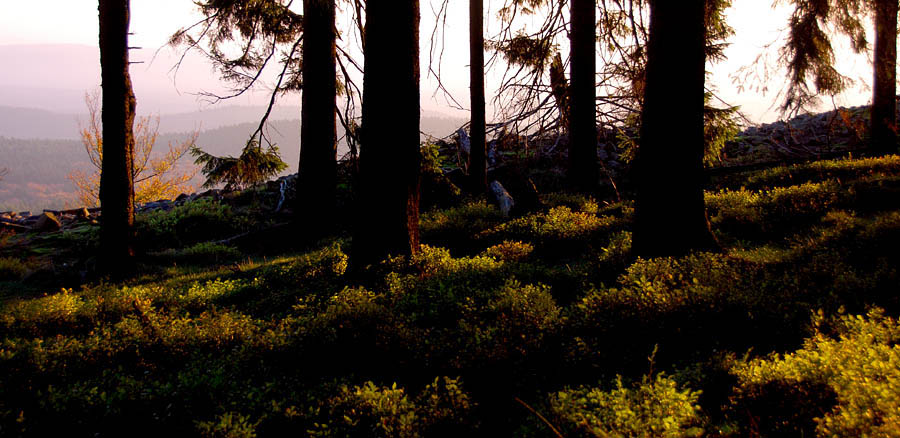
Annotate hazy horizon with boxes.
[0,1,878,125]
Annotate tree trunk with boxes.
[568,0,599,192]
[469,0,487,193]
[98,0,136,275]
[297,0,337,237]
[352,0,421,268]
[871,0,898,155]
[632,0,718,258]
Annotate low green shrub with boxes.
[386,246,507,326]
[594,231,632,278]
[718,155,900,191]
[479,240,534,262]
[165,242,242,265]
[540,193,600,214]
[196,412,260,438]
[0,257,28,281]
[136,199,246,249]
[706,180,843,236]
[457,280,561,364]
[420,200,503,250]
[310,377,473,437]
[730,308,900,438]
[480,206,621,257]
[549,374,704,438]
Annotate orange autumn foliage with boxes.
[68,92,198,207]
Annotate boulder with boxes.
[61,207,91,220]
[490,181,515,218]
[32,212,61,232]
[0,222,28,233]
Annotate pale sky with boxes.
[0,0,874,123]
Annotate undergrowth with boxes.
[2,154,900,436]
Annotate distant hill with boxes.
[0,113,466,212]
[0,104,464,141]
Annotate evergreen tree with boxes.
[632,0,719,258]
[98,0,137,275]
[469,0,488,193]
[352,0,422,268]
[298,0,338,235]
[779,0,897,154]
[568,0,599,192]
[171,0,343,237]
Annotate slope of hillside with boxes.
[1,150,899,436]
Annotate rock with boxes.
[457,127,471,156]
[60,207,91,220]
[0,222,27,233]
[32,212,61,232]
[490,181,515,218]
[140,200,174,212]
[197,189,221,201]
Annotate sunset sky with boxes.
[0,0,875,122]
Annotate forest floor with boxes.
[1,111,900,436]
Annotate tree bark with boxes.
[871,0,898,155]
[98,0,137,275]
[352,0,421,267]
[297,0,337,237]
[568,0,599,192]
[632,0,718,258]
[469,0,487,193]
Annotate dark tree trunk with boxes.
[98,0,136,275]
[632,0,718,258]
[871,0,898,155]
[352,0,421,267]
[297,0,337,237]
[469,0,487,193]
[568,0,598,192]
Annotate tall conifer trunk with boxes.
[352,0,421,267]
[569,0,598,191]
[469,0,487,193]
[633,0,718,258]
[871,0,898,155]
[98,0,136,275]
[297,0,337,235]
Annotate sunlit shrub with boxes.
[549,374,704,438]
[721,155,900,191]
[540,193,600,214]
[595,231,632,275]
[387,246,506,326]
[178,278,249,308]
[1,288,93,334]
[480,240,534,262]
[481,206,620,250]
[240,243,348,315]
[196,412,259,438]
[458,280,560,363]
[311,377,472,437]
[730,308,900,438]
[706,180,842,235]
